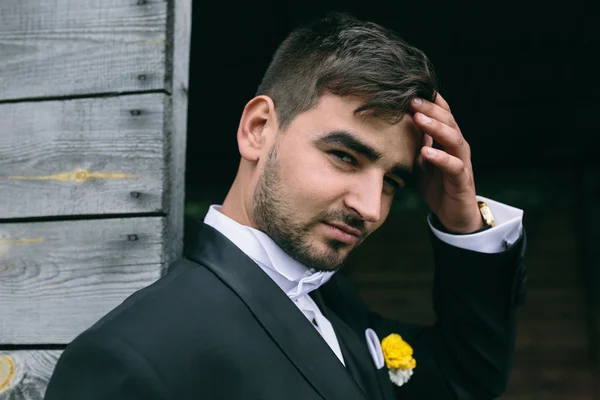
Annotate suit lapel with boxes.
[184,222,368,400]
[311,291,397,400]
[310,291,369,395]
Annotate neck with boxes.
[221,169,255,229]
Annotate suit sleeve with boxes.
[44,330,170,400]
[327,230,527,400]
[406,230,527,399]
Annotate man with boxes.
[44,12,526,400]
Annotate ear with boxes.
[237,95,278,162]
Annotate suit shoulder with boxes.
[83,258,241,340]
[58,258,261,392]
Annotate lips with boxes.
[325,221,362,238]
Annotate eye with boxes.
[384,177,402,191]
[330,150,357,166]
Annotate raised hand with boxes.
[411,93,483,234]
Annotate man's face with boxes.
[253,94,422,272]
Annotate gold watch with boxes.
[478,201,495,228]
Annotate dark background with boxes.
[187,0,596,186]
[185,2,599,398]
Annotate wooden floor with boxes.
[344,180,597,399]
[503,209,595,399]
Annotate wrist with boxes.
[431,209,488,235]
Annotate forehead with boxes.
[284,94,423,162]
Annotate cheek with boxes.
[277,145,345,206]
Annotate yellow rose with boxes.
[381,334,416,370]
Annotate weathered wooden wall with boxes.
[0,0,191,397]
[0,95,167,218]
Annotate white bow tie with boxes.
[249,229,335,300]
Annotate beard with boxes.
[252,144,365,272]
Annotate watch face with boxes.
[478,202,495,227]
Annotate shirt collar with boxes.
[203,205,335,300]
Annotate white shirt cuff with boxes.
[428,195,524,254]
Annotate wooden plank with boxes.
[0,94,166,219]
[0,351,61,399]
[504,368,596,399]
[515,320,591,350]
[580,170,600,399]
[513,346,593,367]
[0,217,164,344]
[162,0,191,266]
[517,289,587,320]
[0,0,167,101]
[502,396,593,400]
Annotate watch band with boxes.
[431,201,495,235]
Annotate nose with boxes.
[343,172,383,223]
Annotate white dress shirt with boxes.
[204,198,523,366]
[428,195,524,253]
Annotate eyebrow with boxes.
[313,130,415,186]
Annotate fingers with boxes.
[422,133,433,148]
[420,146,470,187]
[411,93,471,178]
[433,92,451,112]
[410,96,456,128]
[413,112,470,160]
[411,93,470,161]
[416,132,433,169]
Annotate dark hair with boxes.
[256,12,439,130]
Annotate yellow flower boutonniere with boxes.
[381,333,416,386]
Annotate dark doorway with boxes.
[186,3,598,398]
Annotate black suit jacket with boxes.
[44,221,526,400]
